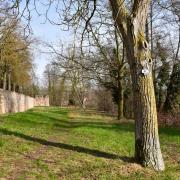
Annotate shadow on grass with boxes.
[159,127,180,137]
[23,111,135,133]
[0,128,134,163]
[8,110,180,137]
[5,108,179,137]
[33,111,179,137]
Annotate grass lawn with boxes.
[0,107,179,179]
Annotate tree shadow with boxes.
[24,111,135,132]
[6,109,179,137]
[159,127,180,137]
[28,110,180,137]
[0,128,135,163]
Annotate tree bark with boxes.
[8,72,11,91]
[117,80,124,120]
[125,31,164,170]
[3,72,7,90]
[110,0,165,171]
[145,19,149,43]
[126,26,164,171]
[158,86,164,112]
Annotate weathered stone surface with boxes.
[0,89,49,114]
[34,95,49,107]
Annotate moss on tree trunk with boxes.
[126,30,165,170]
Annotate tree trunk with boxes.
[3,72,7,90]
[59,77,65,106]
[125,29,164,171]
[82,97,86,110]
[13,84,16,92]
[163,63,180,113]
[132,68,164,170]
[158,86,164,112]
[19,86,23,93]
[110,0,164,171]
[117,80,124,120]
[145,19,149,43]
[8,73,11,91]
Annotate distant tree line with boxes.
[0,17,39,96]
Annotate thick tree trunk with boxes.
[132,67,164,170]
[109,0,164,171]
[126,31,164,171]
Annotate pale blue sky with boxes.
[29,9,72,80]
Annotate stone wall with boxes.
[34,95,49,106]
[0,89,49,114]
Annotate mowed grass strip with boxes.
[0,107,179,179]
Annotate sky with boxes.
[28,5,73,81]
[22,0,179,84]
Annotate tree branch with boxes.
[109,0,129,40]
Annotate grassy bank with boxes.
[0,107,179,179]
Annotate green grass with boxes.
[0,107,179,179]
